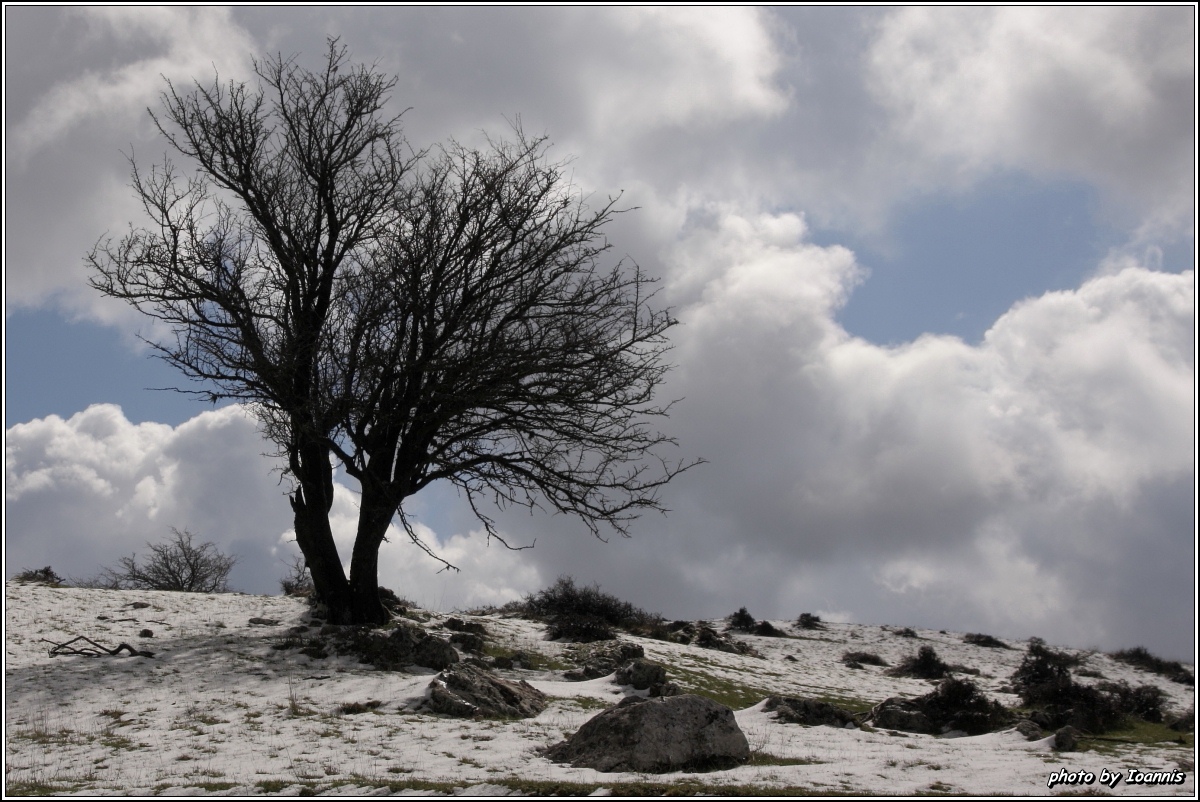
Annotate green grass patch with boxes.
[324,775,837,796]
[747,753,824,767]
[483,643,572,672]
[665,664,772,709]
[1080,719,1192,754]
[255,780,291,793]
[556,695,612,711]
[4,780,89,796]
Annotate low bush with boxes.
[894,627,918,638]
[963,632,1010,649]
[727,607,756,631]
[279,556,314,597]
[1011,640,1165,733]
[1097,680,1167,723]
[12,566,65,586]
[842,651,888,668]
[521,577,660,642]
[750,620,786,637]
[921,677,1012,735]
[547,614,616,643]
[888,645,951,679]
[1111,646,1194,686]
[871,677,1012,735]
[796,613,824,630]
[725,608,786,637]
[1011,640,1080,706]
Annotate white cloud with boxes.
[867,7,1195,234]
[637,207,1194,652]
[7,8,256,167]
[4,404,291,591]
[580,8,788,135]
[3,9,1192,658]
[4,9,258,315]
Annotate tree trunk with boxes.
[346,482,398,625]
[289,441,353,623]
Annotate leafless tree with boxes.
[89,528,237,593]
[89,39,697,624]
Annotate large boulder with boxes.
[544,694,749,773]
[426,663,548,719]
[764,696,859,728]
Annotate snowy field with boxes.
[4,582,1194,796]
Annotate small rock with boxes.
[1053,725,1080,752]
[444,617,488,636]
[615,658,667,691]
[765,696,858,728]
[249,617,280,626]
[138,629,154,638]
[426,663,548,719]
[564,641,644,680]
[870,699,937,735]
[1014,719,1042,740]
[449,631,486,653]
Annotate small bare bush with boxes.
[279,556,314,597]
[87,528,237,593]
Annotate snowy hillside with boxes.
[4,583,1194,796]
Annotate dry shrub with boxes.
[1111,646,1194,686]
[888,645,951,679]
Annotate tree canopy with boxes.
[89,39,695,623]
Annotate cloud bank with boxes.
[7,227,1191,655]
[4,8,1193,659]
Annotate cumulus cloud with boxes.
[650,208,1194,654]
[4,9,1192,660]
[5,404,291,592]
[866,7,1195,235]
[4,8,257,314]
[573,8,788,136]
[3,403,545,606]
[474,208,1191,654]
[7,7,255,166]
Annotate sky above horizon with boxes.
[4,7,1195,659]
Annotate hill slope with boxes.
[4,583,1193,795]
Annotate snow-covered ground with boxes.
[4,583,1194,796]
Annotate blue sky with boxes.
[4,7,1195,658]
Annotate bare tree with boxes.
[88,528,237,593]
[89,39,696,624]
